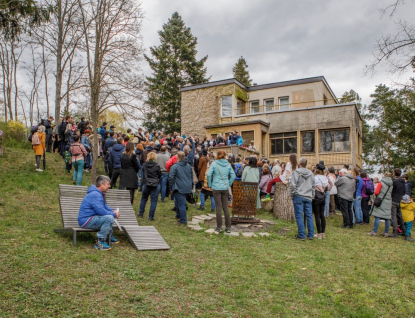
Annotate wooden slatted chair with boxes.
[55,184,170,250]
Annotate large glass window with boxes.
[264,98,274,112]
[250,100,260,113]
[270,132,297,155]
[302,131,315,153]
[320,129,350,152]
[221,96,232,117]
[279,97,290,110]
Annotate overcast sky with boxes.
[139,0,415,106]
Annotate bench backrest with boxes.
[58,184,138,228]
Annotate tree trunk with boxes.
[55,0,63,121]
[273,183,295,221]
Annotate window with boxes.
[264,98,274,112]
[320,129,350,152]
[250,100,260,113]
[278,97,290,110]
[302,131,315,153]
[237,99,246,115]
[270,132,297,155]
[221,96,232,117]
[241,130,254,147]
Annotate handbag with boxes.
[143,164,159,188]
[373,184,391,207]
[315,190,325,201]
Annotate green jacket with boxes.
[371,177,393,220]
[207,159,236,191]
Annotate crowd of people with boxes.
[29,117,415,250]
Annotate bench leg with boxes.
[73,230,77,246]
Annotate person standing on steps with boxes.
[119,142,139,204]
[138,152,161,221]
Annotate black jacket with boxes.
[78,121,86,135]
[405,181,413,197]
[119,153,139,189]
[392,178,406,203]
[143,160,161,185]
[59,120,68,138]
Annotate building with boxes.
[181,76,362,168]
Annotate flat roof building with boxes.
[181,76,362,168]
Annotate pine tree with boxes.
[232,56,252,86]
[144,12,209,132]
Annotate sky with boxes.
[139,0,415,106]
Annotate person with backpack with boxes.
[32,125,46,172]
[41,116,54,153]
[109,137,125,188]
[234,157,243,181]
[361,171,374,224]
[70,135,88,185]
[139,152,161,220]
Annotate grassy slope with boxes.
[1,147,415,317]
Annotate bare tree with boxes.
[366,0,415,75]
[79,0,144,181]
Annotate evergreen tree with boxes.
[144,12,209,132]
[232,56,252,86]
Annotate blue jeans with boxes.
[353,196,363,223]
[139,184,160,219]
[73,160,85,185]
[292,195,314,239]
[137,159,143,187]
[324,192,330,217]
[83,215,114,239]
[373,217,390,234]
[85,152,92,169]
[200,192,215,209]
[160,173,168,201]
[175,192,187,224]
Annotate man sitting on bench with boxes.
[78,175,121,250]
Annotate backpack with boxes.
[30,125,39,133]
[31,133,41,145]
[235,165,242,178]
[365,179,375,195]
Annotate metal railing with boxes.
[236,97,338,115]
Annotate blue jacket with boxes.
[109,144,125,169]
[81,135,91,149]
[169,159,193,194]
[99,126,106,140]
[230,134,239,145]
[207,159,236,190]
[104,137,116,153]
[78,185,116,227]
[236,136,243,146]
[356,175,363,197]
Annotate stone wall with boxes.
[181,83,236,137]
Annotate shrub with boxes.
[0,121,31,149]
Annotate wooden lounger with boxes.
[54,184,170,250]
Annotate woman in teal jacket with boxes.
[207,150,236,233]
[242,157,261,209]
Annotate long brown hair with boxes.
[124,142,134,156]
[289,154,297,171]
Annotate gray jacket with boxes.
[290,167,315,201]
[156,151,170,173]
[335,174,356,201]
[371,177,393,220]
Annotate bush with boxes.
[0,121,31,149]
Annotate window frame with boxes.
[278,96,290,111]
[301,131,315,154]
[270,132,297,155]
[221,95,233,118]
[264,98,275,112]
[319,128,350,153]
[250,100,260,114]
[237,99,246,115]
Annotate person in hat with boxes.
[109,125,116,132]
[99,122,107,140]
[313,163,329,239]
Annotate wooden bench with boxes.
[54,184,170,250]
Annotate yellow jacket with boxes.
[400,201,415,222]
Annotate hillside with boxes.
[1,147,414,317]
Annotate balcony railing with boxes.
[236,97,338,115]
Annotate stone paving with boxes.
[186,214,274,238]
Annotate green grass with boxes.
[1,147,415,317]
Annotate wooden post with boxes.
[273,183,295,221]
